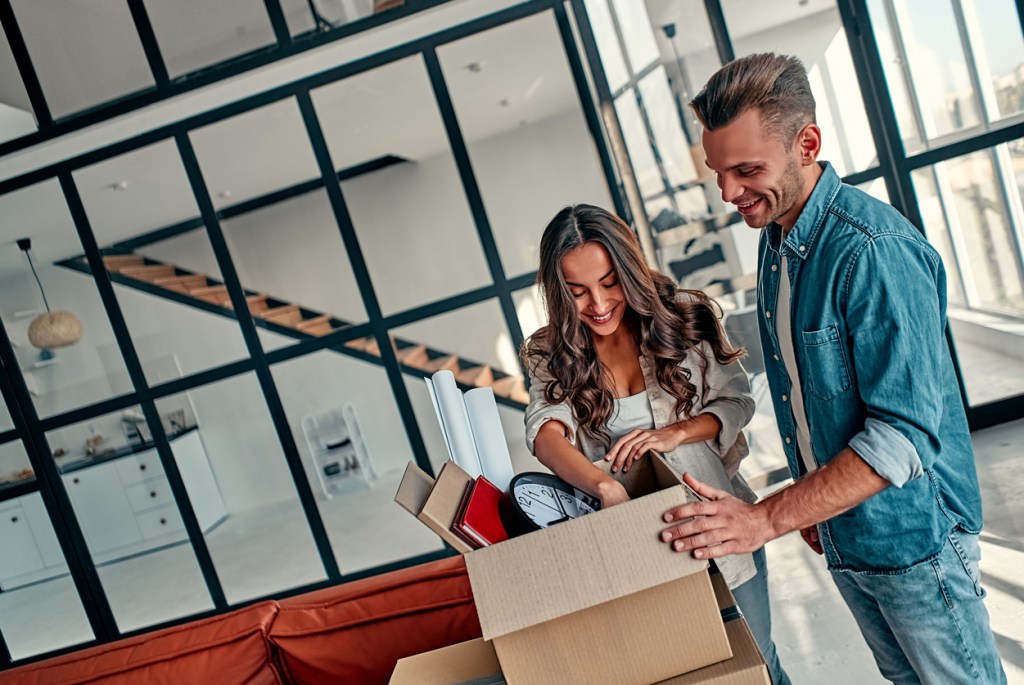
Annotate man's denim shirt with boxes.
[756,162,983,572]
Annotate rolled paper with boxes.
[425,370,483,478]
[465,387,515,492]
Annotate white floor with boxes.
[2,422,1022,683]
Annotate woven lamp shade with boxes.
[28,311,83,349]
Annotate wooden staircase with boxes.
[92,253,530,406]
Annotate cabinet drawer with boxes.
[116,451,165,486]
[136,506,185,539]
[125,478,174,513]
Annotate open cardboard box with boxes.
[390,568,769,685]
[394,454,735,685]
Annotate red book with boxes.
[450,476,509,548]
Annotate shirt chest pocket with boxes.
[800,324,852,402]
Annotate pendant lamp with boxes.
[17,238,83,349]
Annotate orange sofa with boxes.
[2,555,481,685]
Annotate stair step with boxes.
[155,275,208,293]
[456,364,493,388]
[296,315,334,336]
[119,264,177,282]
[244,295,269,314]
[260,304,302,326]
[491,375,528,404]
[395,344,429,369]
[423,354,459,373]
[187,285,229,304]
[103,255,146,271]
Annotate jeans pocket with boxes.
[800,324,852,402]
[948,531,985,598]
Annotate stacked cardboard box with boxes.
[394,454,769,685]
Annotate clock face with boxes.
[509,472,601,530]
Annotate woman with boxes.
[522,204,790,685]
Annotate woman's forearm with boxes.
[669,412,723,445]
[534,420,620,499]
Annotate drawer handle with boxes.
[140,464,147,471]
[159,518,167,525]
[150,491,157,498]
[72,477,80,484]
[10,515,17,523]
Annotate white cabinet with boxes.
[65,461,144,558]
[0,494,67,589]
[0,501,44,580]
[0,429,226,589]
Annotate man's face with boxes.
[702,108,806,230]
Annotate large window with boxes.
[0,3,614,666]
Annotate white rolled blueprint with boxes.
[464,387,515,492]
[425,370,483,479]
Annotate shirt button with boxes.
[771,264,778,272]
[785,437,792,444]
[765,310,771,318]
[799,245,806,252]
[773,354,780,361]
[782,394,788,402]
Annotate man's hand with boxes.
[799,525,823,555]
[605,425,685,473]
[660,473,775,559]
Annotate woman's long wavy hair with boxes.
[521,204,744,446]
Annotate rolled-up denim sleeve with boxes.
[844,235,945,487]
[524,359,577,455]
[696,341,755,465]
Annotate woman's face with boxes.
[560,241,627,338]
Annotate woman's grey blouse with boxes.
[524,340,758,589]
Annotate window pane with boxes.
[962,0,1024,122]
[856,177,891,205]
[272,350,443,574]
[74,139,252,384]
[638,66,697,187]
[0,442,94,661]
[0,180,133,419]
[866,0,926,153]
[143,0,276,78]
[157,374,326,603]
[11,0,155,118]
[583,0,630,91]
[437,11,614,279]
[46,405,213,632]
[615,92,663,197]
[191,98,321,210]
[911,144,1024,406]
[0,29,37,144]
[647,0,720,145]
[890,0,981,140]
[609,0,660,74]
[0,394,12,433]
[723,0,878,175]
[312,56,492,316]
[280,0,317,36]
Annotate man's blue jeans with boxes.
[830,531,1007,684]
[732,546,791,685]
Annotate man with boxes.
[659,52,1007,684]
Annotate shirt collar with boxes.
[764,161,840,261]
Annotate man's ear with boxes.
[795,123,822,165]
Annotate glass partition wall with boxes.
[0,3,614,666]
[1,0,1023,670]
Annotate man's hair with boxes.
[690,52,816,144]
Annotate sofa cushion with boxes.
[2,601,282,685]
[270,555,481,685]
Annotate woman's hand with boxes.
[605,425,686,473]
[596,478,630,508]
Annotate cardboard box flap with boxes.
[389,637,500,685]
[394,461,435,516]
[467,485,707,640]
